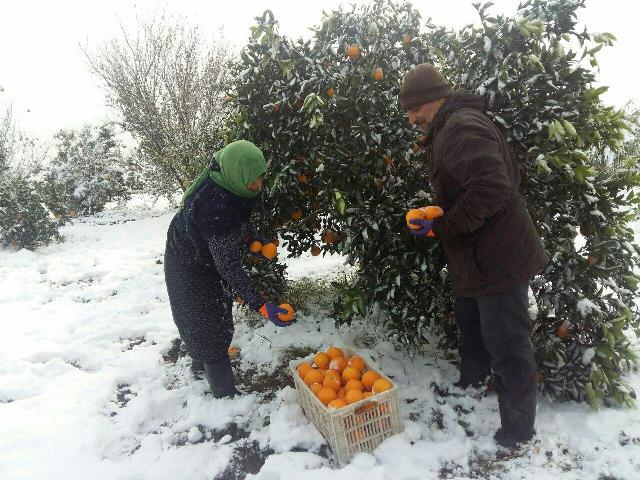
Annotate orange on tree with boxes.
[317,387,338,405]
[314,352,331,369]
[372,378,393,394]
[361,370,381,390]
[277,303,295,321]
[249,240,263,253]
[341,366,361,383]
[328,398,347,409]
[322,229,339,244]
[304,369,324,386]
[310,245,321,256]
[326,346,344,359]
[329,356,347,373]
[345,388,364,404]
[292,209,303,220]
[347,44,361,58]
[372,68,384,81]
[273,103,281,113]
[326,87,335,97]
[261,242,278,259]
[556,321,571,339]
[348,356,366,372]
[297,362,313,379]
[297,174,308,184]
[228,345,240,359]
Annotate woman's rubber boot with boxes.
[204,356,239,398]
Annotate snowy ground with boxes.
[1,197,640,480]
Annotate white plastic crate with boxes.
[289,348,403,465]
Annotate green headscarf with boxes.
[180,140,267,208]
[210,140,267,198]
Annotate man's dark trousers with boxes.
[454,283,537,443]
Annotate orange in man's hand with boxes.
[277,303,295,322]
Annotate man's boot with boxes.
[454,358,491,389]
[204,356,239,398]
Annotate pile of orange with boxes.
[296,347,393,409]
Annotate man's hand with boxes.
[409,218,435,237]
[259,302,293,327]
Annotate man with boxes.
[399,64,547,448]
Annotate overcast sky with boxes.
[1,0,638,139]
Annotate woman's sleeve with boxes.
[207,226,266,311]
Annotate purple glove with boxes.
[409,218,435,237]
[259,302,292,327]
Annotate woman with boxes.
[164,140,292,398]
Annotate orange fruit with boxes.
[317,387,338,405]
[347,44,361,58]
[297,362,313,379]
[420,205,444,220]
[372,68,384,81]
[324,368,340,379]
[273,103,281,113]
[348,356,366,372]
[362,391,373,399]
[402,34,411,45]
[249,240,263,253]
[322,229,339,244]
[292,209,303,220]
[326,87,335,98]
[337,387,347,402]
[227,346,240,359]
[344,379,364,393]
[345,388,364,404]
[310,383,323,395]
[361,370,381,391]
[304,369,323,386]
[372,378,393,394]
[329,356,347,373]
[406,209,426,230]
[323,374,342,392]
[314,352,331,369]
[224,95,234,102]
[310,245,321,256]
[326,347,344,359]
[261,243,277,259]
[277,303,295,322]
[328,398,347,409]
[556,321,571,339]
[297,174,308,184]
[341,366,361,383]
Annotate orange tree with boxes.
[226,0,640,407]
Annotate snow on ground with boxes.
[1,197,640,480]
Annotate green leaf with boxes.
[584,382,600,410]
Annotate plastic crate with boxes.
[289,348,403,465]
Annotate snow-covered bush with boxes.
[232,0,640,407]
[0,174,62,250]
[45,124,131,216]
